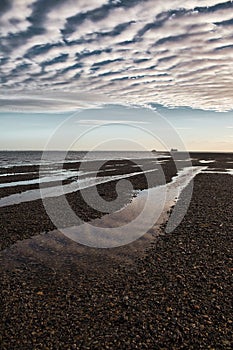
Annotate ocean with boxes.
[0,150,163,168]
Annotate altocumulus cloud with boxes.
[0,0,233,112]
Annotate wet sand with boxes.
[0,158,177,250]
[0,153,233,349]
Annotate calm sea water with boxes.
[0,151,164,168]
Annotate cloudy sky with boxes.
[0,0,233,151]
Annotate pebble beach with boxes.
[0,152,232,349]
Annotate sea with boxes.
[0,150,163,168]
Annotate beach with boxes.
[1,0,233,348]
[0,152,232,349]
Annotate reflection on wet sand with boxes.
[0,167,205,271]
[0,169,156,207]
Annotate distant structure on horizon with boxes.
[171,148,178,152]
[151,149,157,153]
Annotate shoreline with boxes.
[0,158,178,250]
[0,152,232,251]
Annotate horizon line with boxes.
[0,149,232,154]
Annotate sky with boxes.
[0,0,233,151]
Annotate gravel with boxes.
[0,153,232,349]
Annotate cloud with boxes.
[1,0,233,112]
[76,119,150,125]
[0,91,113,112]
